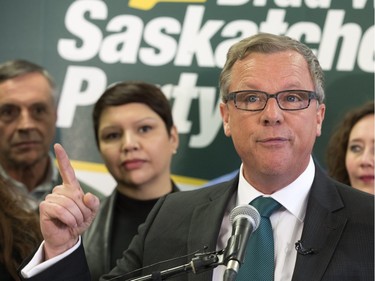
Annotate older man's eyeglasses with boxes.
[224,90,318,111]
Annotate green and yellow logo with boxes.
[129,0,206,10]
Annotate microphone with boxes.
[223,204,261,281]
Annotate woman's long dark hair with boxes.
[0,177,42,280]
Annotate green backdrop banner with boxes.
[1,0,374,191]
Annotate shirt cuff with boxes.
[21,236,82,278]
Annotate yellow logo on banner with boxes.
[129,0,206,10]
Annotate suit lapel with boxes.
[292,166,347,281]
[186,178,238,281]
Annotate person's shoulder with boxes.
[315,162,373,208]
[332,180,374,214]
[202,170,239,188]
[78,180,107,201]
[166,177,238,202]
[334,179,373,200]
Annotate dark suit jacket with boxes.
[83,182,179,281]
[19,164,374,281]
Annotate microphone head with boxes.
[229,204,261,232]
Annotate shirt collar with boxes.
[0,152,59,197]
[237,156,315,222]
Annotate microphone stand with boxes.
[127,250,224,281]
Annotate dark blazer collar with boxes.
[186,177,239,281]
[292,164,347,281]
[184,165,348,281]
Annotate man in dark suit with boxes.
[19,33,374,281]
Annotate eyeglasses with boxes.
[224,90,318,111]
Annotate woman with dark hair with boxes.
[326,100,374,194]
[83,81,180,280]
[0,176,42,281]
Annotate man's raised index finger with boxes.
[54,143,79,186]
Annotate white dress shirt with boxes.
[213,156,315,280]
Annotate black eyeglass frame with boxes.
[224,90,319,112]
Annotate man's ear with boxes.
[220,102,231,137]
[316,103,325,137]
